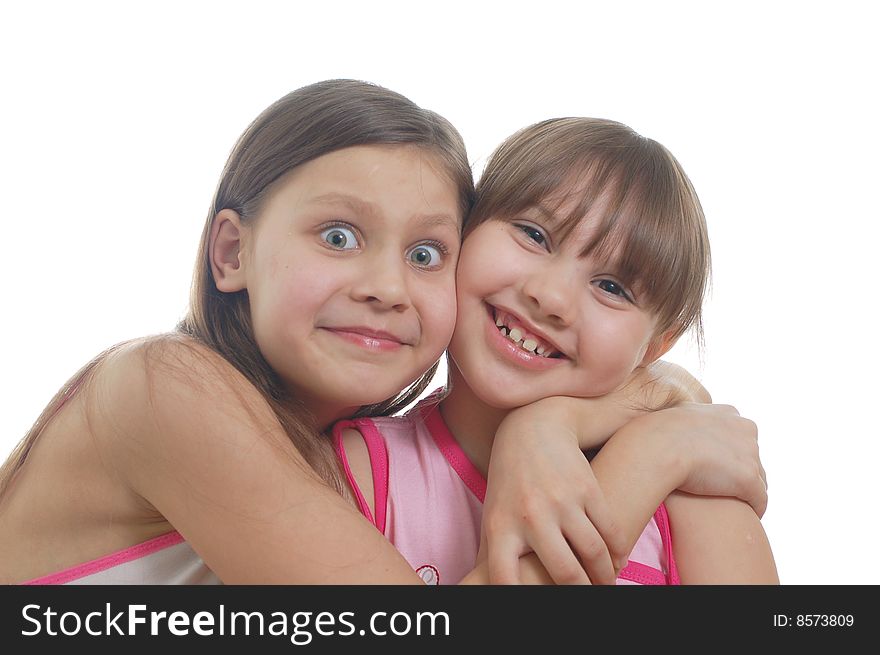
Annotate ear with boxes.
[639,328,679,366]
[209,209,248,293]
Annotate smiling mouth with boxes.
[319,327,409,352]
[487,305,566,359]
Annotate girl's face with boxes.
[449,197,663,409]
[240,145,461,425]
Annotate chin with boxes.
[339,387,400,409]
[468,381,542,410]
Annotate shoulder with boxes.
[338,426,376,518]
[339,411,423,449]
[96,334,257,402]
[336,413,420,521]
[336,415,407,485]
[664,491,779,583]
[88,334,290,495]
[93,334,275,434]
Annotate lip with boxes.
[483,303,567,370]
[488,303,568,358]
[319,326,410,352]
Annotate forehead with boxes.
[263,145,462,225]
[291,145,455,196]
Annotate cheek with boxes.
[456,230,491,286]
[584,314,654,372]
[456,254,506,305]
[419,280,458,350]
[252,257,336,335]
[288,244,363,302]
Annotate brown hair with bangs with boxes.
[469,117,710,347]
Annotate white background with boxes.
[2,1,877,584]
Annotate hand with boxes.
[482,406,629,585]
[616,360,713,411]
[463,544,555,585]
[622,402,768,517]
[517,362,713,454]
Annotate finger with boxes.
[723,404,740,415]
[744,468,768,518]
[755,492,768,519]
[487,534,525,585]
[529,528,594,585]
[756,468,769,518]
[562,513,619,585]
[580,495,628,570]
[574,467,628,569]
[749,481,768,518]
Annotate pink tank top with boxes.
[333,393,679,585]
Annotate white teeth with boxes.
[494,312,556,358]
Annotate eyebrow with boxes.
[416,213,460,232]
[310,192,459,232]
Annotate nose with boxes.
[521,260,576,327]
[349,249,411,312]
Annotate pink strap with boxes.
[653,503,680,585]
[615,504,679,585]
[23,531,184,585]
[618,560,668,585]
[422,403,487,503]
[331,419,389,534]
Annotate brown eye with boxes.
[595,279,633,302]
[516,224,548,248]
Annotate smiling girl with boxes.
[0,83,766,585]
[336,117,778,584]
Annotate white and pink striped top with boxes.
[21,532,220,585]
[334,392,679,586]
[18,362,222,586]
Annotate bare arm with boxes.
[588,403,766,557]
[663,491,778,583]
[484,363,766,584]
[529,360,714,451]
[94,338,424,584]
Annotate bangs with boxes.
[579,157,709,340]
[470,118,711,340]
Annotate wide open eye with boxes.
[320,224,358,250]
[407,243,445,270]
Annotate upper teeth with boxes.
[494,311,555,357]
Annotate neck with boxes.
[297,396,359,434]
[438,363,512,477]
[320,410,361,433]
